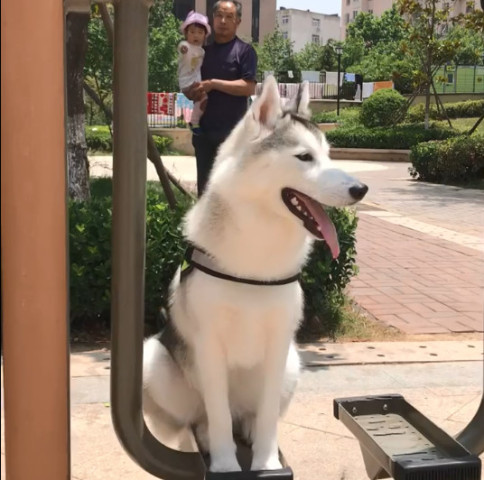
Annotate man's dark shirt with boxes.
[200,36,257,138]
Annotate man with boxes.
[186,0,258,196]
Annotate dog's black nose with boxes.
[349,184,368,201]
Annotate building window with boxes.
[312,34,320,44]
[345,13,350,24]
[368,9,373,14]
[312,18,320,27]
[282,31,288,39]
[447,73,454,84]
[353,10,358,19]
[346,0,350,4]
[282,16,289,24]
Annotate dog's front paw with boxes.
[251,455,283,471]
[210,456,241,472]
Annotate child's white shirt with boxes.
[177,40,205,90]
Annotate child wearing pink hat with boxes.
[177,11,211,134]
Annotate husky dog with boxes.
[143,76,368,472]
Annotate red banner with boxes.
[147,92,176,115]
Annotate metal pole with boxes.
[456,394,484,455]
[110,0,204,477]
[1,0,70,478]
[337,53,341,116]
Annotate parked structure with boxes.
[276,8,341,52]
[340,0,482,39]
[434,64,484,94]
[173,0,276,44]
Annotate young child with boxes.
[178,11,211,135]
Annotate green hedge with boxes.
[360,88,407,128]
[70,178,360,337]
[86,125,173,154]
[406,100,484,123]
[69,178,189,327]
[409,135,484,184]
[312,108,361,126]
[326,123,458,149]
[300,207,359,338]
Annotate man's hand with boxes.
[183,82,206,102]
[200,80,214,93]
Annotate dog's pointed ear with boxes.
[250,75,282,130]
[286,81,311,119]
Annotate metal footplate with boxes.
[334,394,482,480]
[205,441,293,480]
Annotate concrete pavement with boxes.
[67,343,482,480]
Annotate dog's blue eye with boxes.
[295,153,313,162]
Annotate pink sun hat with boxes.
[180,10,211,35]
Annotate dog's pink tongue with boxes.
[299,195,340,259]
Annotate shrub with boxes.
[152,134,173,153]
[69,178,190,328]
[326,123,458,149]
[360,88,407,128]
[69,179,360,338]
[299,207,359,339]
[409,135,484,184]
[312,108,361,126]
[86,125,173,154]
[406,100,484,122]
[443,100,484,119]
[86,125,112,152]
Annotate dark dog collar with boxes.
[181,243,300,286]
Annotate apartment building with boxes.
[173,0,276,44]
[276,8,341,52]
[340,0,482,39]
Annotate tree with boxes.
[255,29,299,82]
[343,5,413,90]
[397,0,480,128]
[294,42,324,71]
[446,24,484,65]
[84,5,113,126]
[66,11,91,201]
[148,0,182,92]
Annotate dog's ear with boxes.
[286,81,311,119]
[250,75,282,130]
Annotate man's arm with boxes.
[200,78,256,97]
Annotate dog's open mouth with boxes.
[281,187,340,259]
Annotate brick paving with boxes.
[346,162,484,334]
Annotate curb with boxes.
[330,148,410,162]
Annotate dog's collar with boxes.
[182,243,300,286]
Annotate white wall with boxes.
[277,8,340,52]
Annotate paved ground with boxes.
[350,162,483,334]
[91,155,484,335]
[4,343,481,480]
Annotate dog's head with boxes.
[211,76,368,259]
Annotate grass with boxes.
[434,117,484,135]
[312,107,361,126]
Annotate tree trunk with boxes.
[66,12,90,201]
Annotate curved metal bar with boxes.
[456,393,484,456]
[110,0,205,478]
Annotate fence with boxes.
[147,83,362,128]
[433,65,484,94]
[147,92,192,128]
